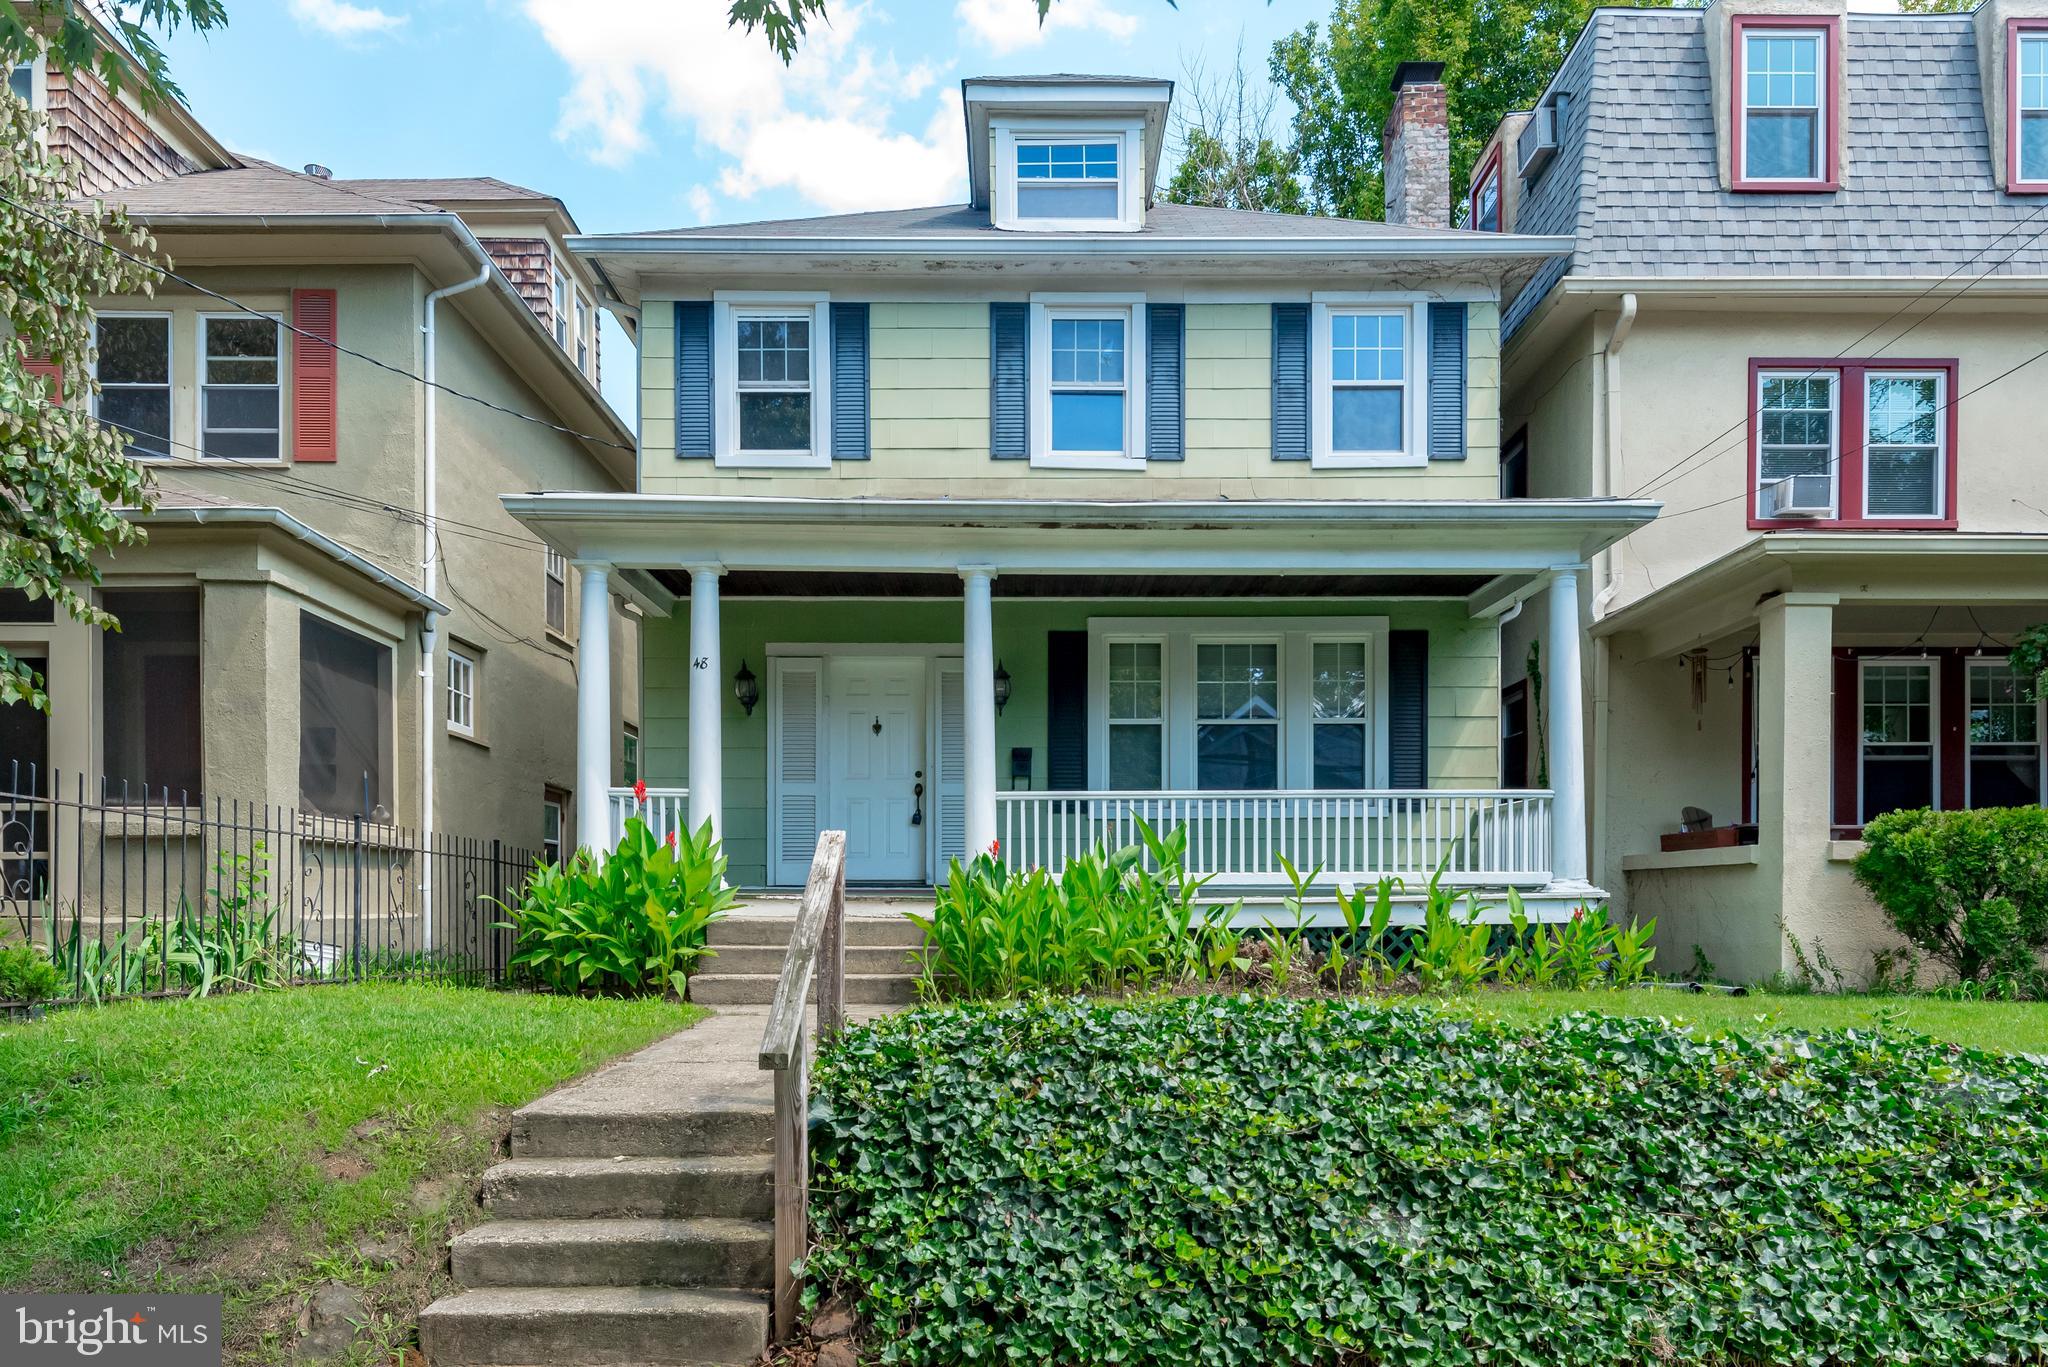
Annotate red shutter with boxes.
[18,346,62,403]
[292,289,339,462]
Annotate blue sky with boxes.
[160,0,1328,419]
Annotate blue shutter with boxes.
[1426,302,1468,461]
[989,302,1028,460]
[1145,303,1184,462]
[1046,630,1088,791]
[1270,302,1308,461]
[1388,630,1430,789]
[830,302,869,460]
[675,301,713,459]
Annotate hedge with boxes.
[810,996,2048,1366]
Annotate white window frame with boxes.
[1860,368,1946,521]
[552,258,570,349]
[622,722,640,786]
[990,119,1145,232]
[713,292,831,469]
[1965,657,2045,809]
[2020,31,2048,186]
[1103,636,1167,790]
[1310,295,1429,469]
[1029,292,1146,470]
[1755,367,1841,519]
[541,793,565,865]
[91,311,174,462]
[196,311,286,463]
[446,646,477,738]
[1307,635,1377,790]
[8,56,44,112]
[575,289,592,374]
[1087,616,1390,791]
[544,547,569,637]
[1738,26,1831,186]
[1858,657,1939,822]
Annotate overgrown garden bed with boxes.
[812,995,2048,1366]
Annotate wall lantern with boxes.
[993,661,1013,716]
[733,659,760,716]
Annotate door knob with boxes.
[911,773,925,827]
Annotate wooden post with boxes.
[818,846,847,1041]
[771,1042,808,1342]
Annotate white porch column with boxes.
[1545,567,1592,888]
[688,566,724,841]
[961,567,998,857]
[1758,591,1838,980]
[574,561,613,855]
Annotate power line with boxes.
[0,189,635,453]
[1624,206,2048,502]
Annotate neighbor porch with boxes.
[508,494,1657,918]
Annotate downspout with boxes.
[1589,291,1638,900]
[419,264,491,942]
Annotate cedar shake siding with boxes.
[480,236,555,332]
[46,68,196,196]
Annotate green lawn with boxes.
[1447,987,2048,1054]
[0,984,698,1290]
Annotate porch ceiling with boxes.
[659,569,1498,600]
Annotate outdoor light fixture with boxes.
[993,660,1013,716]
[733,659,760,716]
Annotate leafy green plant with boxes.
[1409,865,1495,991]
[166,842,296,997]
[1855,805,2048,990]
[0,943,59,1004]
[494,815,733,997]
[1258,856,1321,990]
[812,996,2048,1367]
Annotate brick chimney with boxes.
[1383,61,1450,228]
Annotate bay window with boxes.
[1751,359,1956,527]
[200,314,283,459]
[299,612,393,821]
[2012,25,2048,190]
[101,588,201,803]
[1860,661,1935,822]
[1196,642,1281,790]
[94,314,172,459]
[1735,20,1836,189]
[1968,661,2042,808]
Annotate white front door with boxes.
[827,656,927,883]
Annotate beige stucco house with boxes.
[508,71,1655,917]
[1474,0,2048,982]
[2,26,638,864]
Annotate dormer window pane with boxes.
[2021,34,2048,183]
[1743,31,1823,181]
[8,64,31,105]
[1016,139,1120,220]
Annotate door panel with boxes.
[828,657,926,883]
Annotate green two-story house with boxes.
[508,70,1657,914]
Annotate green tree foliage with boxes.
[1272,0,1679,221]
[0,3,230,708]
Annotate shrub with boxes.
[0,943,60,1004]
[495,815,733,996]
[812,996,2048,1367]
[1855,805,2048,988]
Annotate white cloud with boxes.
[287,0,405,39]
[954,0,1137,54]
[521,0,964,214]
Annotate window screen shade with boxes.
[299,613,394,820]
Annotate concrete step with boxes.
[700,942,923,976]
[708,914,926,949]
[480,1156,773,1221]
[511,1098,771,1160]
[451,1218,775,1290]
[690,972,920,1007]
[419,1285,768,1366]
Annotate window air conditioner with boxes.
[1765,473,1834,518]
[1517,104,1558,179]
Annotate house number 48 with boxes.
[692,656,710,670]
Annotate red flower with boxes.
[988,839,1001,857]
[1571,907,1585,923]
[633,778,648,804]
[665,829,678,848]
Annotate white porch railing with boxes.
[609,787,689,845]
[994,789,1554,888]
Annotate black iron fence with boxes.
[0,766,541,1005]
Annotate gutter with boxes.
[138,507,449,615]
[565,232,1578,262]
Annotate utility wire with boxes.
[1,189,635,453]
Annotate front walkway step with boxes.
[511,1098,771,1159]
[690,972,919,1007]
[419,1285,768,1366]
[708,914,925,948]
[701,943,923,976]
[450,1217,775,1289]
[481,1156,774,1220]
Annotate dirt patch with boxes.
[318,1152,372,1182]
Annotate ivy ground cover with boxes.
[811,996,2048,1366]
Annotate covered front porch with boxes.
[510,495,1656,918]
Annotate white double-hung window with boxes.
[1030,294,1144,468]
[2019,29,2048,188]
[200,314,284,460]
[93,314,172,460]
[1310,298,1427,468]
[446,646,477,737]
[714,294,831,467]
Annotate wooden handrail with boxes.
[757,828,847,1343]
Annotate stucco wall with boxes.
[640,597,1499,887]
[637,293,1503,501]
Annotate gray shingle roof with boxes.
[1506,9,2048,336]
[626,201,1480,241]
[336,176,555,204]
[82,159,441,216]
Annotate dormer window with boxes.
[2011,23,2048,192]
[1732,17,1839,191]
[989,123,1144,232]
[1468,147,1502,231]
[1016,139,1120,219]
